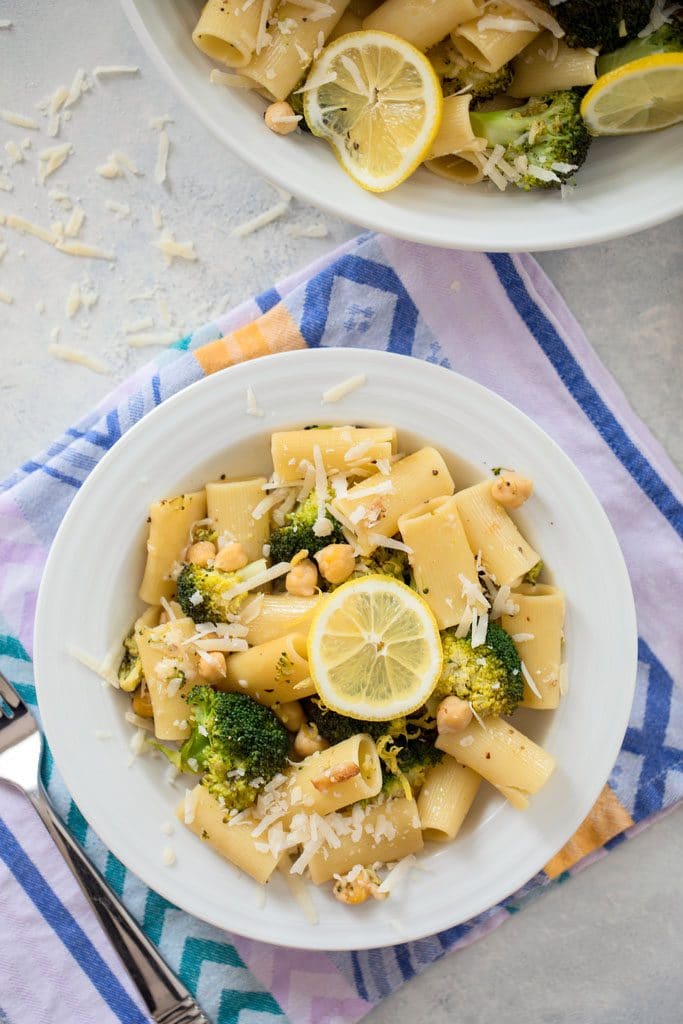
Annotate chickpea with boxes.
[491,472,533,510]
[132,690,154,718]
[293,722,329,758]
[275,700,305,733]
[197,651,227,682]
[285,558,318,597]
[187,540,217,567]
[264,100,299,135]
[315,543,356,585]
[214,541,248,573]
[437,695,473,735]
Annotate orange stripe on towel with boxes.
[194,303,307,375]
[544,784,634,879]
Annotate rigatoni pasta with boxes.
[192,0,265,68]
[364,0,482,53]
[113,424,564,908]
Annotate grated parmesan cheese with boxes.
[93,65,140,78]
[0,288,13,305]
[322,373,366,404]
[285,223,329,238]
[0,175,13,192]
[64,206,85,238]
[152,231,198,265]
[231,201,289,238]
[162,846,176,867]
[127,331,177,348]
[477,15,540,31]
[184,787,200,825]
[1,109,39,129]
[246,385,266,417]
[209,69,255,89]
[4,140,23,165]
[154,129,170,184]
[505,0,564,36]
[55,239,115,260]
[521,660,543,699]
[65,283,81,317]
[48,343,109,374]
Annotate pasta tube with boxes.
[221,632,315,704]
[192,0,264,68]
[177,785,280,883]
[332,447,455,554]
[271,426,396,482]
[502,583,565,709]
[508,33,597,97]
[243,594,322,645]
[206,477,270,563]
[427,94,483,160]
[136,618,198,740]
[398,494,481,628]
[308,798,423,883]
[139,491,206,604]
[436,717,555,810]
[364,0,482,52]
[242,0,351,101]
[425,152,486,184]
[452,3,541,73]
[417,756,481,841]
[453,480,539,586]
[287,734,382,818]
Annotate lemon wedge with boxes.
[303,30,443,192]
[307,575,443,720]
[580,53,683,135]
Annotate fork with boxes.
[0,672,211,1024]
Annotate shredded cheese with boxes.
[246,385,266,417]
[48,344,109,374]
[152,231,198,265]
[322,373,366,404]
[127,332,177,348]
[1,109,39,129]
[0,288,14,305]
[154,129,170,184]
[55,239,115,260]
[231,201,289,237]
[93,65,140,77]
[521,660,543,699]
[64,206,85,238]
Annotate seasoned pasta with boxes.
[188,0,670,195]
[112,421,565,909]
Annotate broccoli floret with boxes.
[597,23,683,75]
[161,687,290,811]
[268,489,344,564]
[380,738,442,799]
[118,631,143,692]
[435,621,523,717]
[523,560,544,585]
[351,547,411,584]
[544,0,651,51]
[304,697,407,744]
[429,37,513,104]
[176,560,264,622]
[470,91,591,189]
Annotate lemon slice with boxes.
[303,30,443,192]
[581,53,683,136]
[307,575,442,720]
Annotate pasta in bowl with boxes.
[34,349,637,948]
[120,0,683,249]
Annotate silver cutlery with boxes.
[0,671,210,1024]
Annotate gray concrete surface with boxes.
[1,2,681,1022]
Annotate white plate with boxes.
[34,349,637,949]
[120,0,683,252]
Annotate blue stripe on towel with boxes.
[488,253,683,539]
[0,818,149,1024]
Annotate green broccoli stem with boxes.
[597,24,683,76]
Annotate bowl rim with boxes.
[119,0,683,252]
[34,348,638,949]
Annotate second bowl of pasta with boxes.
[33,348,637,949]
[120,0,683,249]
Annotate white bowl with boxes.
[34,349,637,949]
[120,0,683,251]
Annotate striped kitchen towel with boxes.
[1,233,681,1024]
